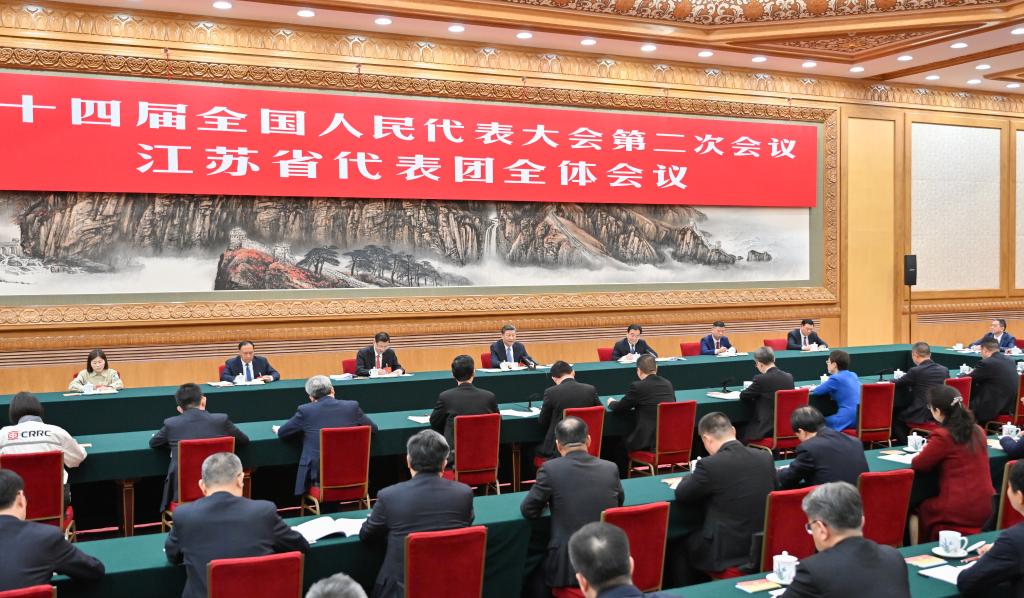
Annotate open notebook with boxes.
[918,562,975,585]
[292,516,367,544]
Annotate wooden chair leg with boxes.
[909,514,920,546]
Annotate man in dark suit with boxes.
[740,346,795,442]
[971,318,1017,350]
[355,332,404,377]
[359,430,474,598]
[672,412,777,581]
[275,375,377,496]
[0,469,104,591]
[779,407,868,489]
[699,321,733,355]
[150,383,250,511]
[607,355,675,452]
[610,324,658,361]
[521,417,625,594]
[780,482,910,598]
[894,341,949,442]
[220,340,280,382]
[568,522,674,598]
[429,354,498,464]
[970,338,1019,425]
[958,460,1024,596]
[787,319,828,351]
[537,361,602,459]
[165,452,309,598]
[490,324,535,367]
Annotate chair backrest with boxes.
[480,352,492,369]
[858,383,896,436]
[319,426,372,496]
[177,437,236,505]
[655,401,697,463]
[406,526,487,598]
[1017,339,1024,350]
[601,502,670,592]
[207,551,303,598]
[217,364,226,380]
[0,586,56,598]
[997,460,1024,529]
[773,388,810,448]
[858,469,914,547]
[679,342,701,357]
[763,338,788,351]
[454,413,501,475]
[564,406,605,458]
[1015,375,1024,427]
[761,486,816,572]
[342,359,356,375]
[597,347,614,362]
[945,377,972,408]
[0,451,64,525]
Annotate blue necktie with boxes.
[245,363,253,381]
[507,346,514,363]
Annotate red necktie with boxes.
[376,354,382,369]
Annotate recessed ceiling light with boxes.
[1013,27,1024,35]
[967,79,981,85]
[296,8,315,18]
[976,64,992,70]
[212,0,232,8]
[751,56,767,63]
[950,42,968,49]
[448,24,465,33]
[849,66,865,73]
[516,31,533,40]
[925,75,940,81]
[1008,83,1021,89]
[580,38,597,46]
[697,50,714,58]
[374,16,392,26]
[640,43,657,52]
[897,55,913,62]
[802,61,817,68]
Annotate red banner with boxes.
[0,71,818,207]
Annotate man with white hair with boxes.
[306,573,368,598]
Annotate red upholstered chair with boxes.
[551,589,584,598]
[997,460,1024,530]
[161,436,236,530]
[747,388,810,456]
[480,352,492,369]
[537,406,606,469]
[443,413,501,494]
[628,401,697,477]
[679,342,701,357]
[858,469,914,547]
[300,425,372,515]
[406,526,487,598]
[1017,339,1024,351]
[760,486,816,572]
[763,338,788,351]
[597,347,614,362]
[0,451,74,540]
[342,358,357,375]
[944,377,972,409]
[846,383,896,447]
[0,587,56,598]
[601,502,670,592]
[217,364,226,380]
[207,551,304,598]
[987,374,1024,434]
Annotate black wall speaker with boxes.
[904,255,917,286]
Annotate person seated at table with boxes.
[606,355,674,453]
[429,355,498,465]
[522,417,624,596]
[910,385,994,542]
[971,318,1017,350]
[355,332,404,377]
[0,470,104,591]
[957,460,1024,596]
[165,452,308,598]
[810,350,860,432]
[779,407,868,489]
[568,522,674,598]
[894,341,949,443]
[699,321,733,355]
[220,340,280,383]
[970,338,1018,427]
[490,324,535,366]
[786,319,828,351]
[275,375,377,497]
[150,383,250,512]
[610,324,658,361]
[69,348,124,392]
[305,573,368,598]
[0,391,87,505]
[670,412,777,583]
[537,361,601,460]
[780,482,910,598]
[359,430,474,598]
[740,346,795,442]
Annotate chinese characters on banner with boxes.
[0,71,819,207]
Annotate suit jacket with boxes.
[0,514,104,591]
[355,346,403,377]
[149,408,250,510]
[429,382,499,462]
[607,374,675,452]
[220,355,280,382]
[779,536,910,598]
[894,359,950,424]
[489,340,533,366]
[611,338,658,360]
[359,473,474,598]
[778,427,869,489]
[699,334,732,355]
[674,440,778,572]
[957,522,1024,596]
[537,378,602,458]
[739,366,795,442]
[596,585,674,598]
[520,450,625,588]
[277,396,378,495]
[970,352,1019,424]
[786,329,827,351]
[164,491,309,598]
[972,332,1018,350]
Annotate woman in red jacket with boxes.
[911,385,994,542]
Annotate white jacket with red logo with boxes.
[0,417,87,482]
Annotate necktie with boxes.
[376,353,382,369]
[715,339,720,349]
[245,363,253,382]
[630,344,636,354]
[802,335,808,347]
[507,346,514,363]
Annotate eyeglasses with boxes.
[804,520,822,534]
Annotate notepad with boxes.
[292,516,367,544]
[500,407,541,418]
[716,352,749,358]
[918,563,974,585]
[905,554,947,568]
[879,453,918,465]
[707,391,741,400]
[661,477,683,490]
[407,415,431,424]
[655,357,681,362]
[735,578,781,593]
[988,438,1006,450]
[329,374,354,381]
[206,381,234,387]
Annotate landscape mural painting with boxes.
[0,192,811,295]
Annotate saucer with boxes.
[932,547,968,558]
[903,446,922,453]
[765,573,792,586]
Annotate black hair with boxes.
[928,385,981,448]
[790,406,826,434]
[626,324,642,333]
[550,360,573,378]
[568,522,633,593]
[800,319,814,326]
[1009,460,1024,494]
[555,416,588,446]
[712,321,726,328]
[828,349,850,371]
[698,412,732,437]
[636,354,657,374]
[175,383,204,410]
[374,332,390,343]
[0,469,24,510]
[9,391,43,424]
[451,355,475,382]
[500,324,516,334]
[86,348,108,373]
[237,340,255,350]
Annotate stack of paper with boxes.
[735,579,781,593]
[329,373,354,381]
[878,452,918,465]
[988,438,1006,450]
[206,381,234,387]
[407,415,431,424]
[499,407,541,418]
[707,391,741,400]
[660,477,683,490]
[292,516,367,544]
[918,563,975,585]
[904,554,947,568]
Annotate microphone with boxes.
[720,377,734,393]
[522,355,537,370]
[875,368,893,382]
[527,392,541,411]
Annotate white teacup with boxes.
[908,433,926,452]
[368,368,380,378]
[819,374,829,383]
[953,343,964,350]
[1002,424,1020,438]
[743,380,753,389]
[938,530,969,555]
[499,361,512,371]
[773,551,798,584]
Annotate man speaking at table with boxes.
[971,318,1017,350]
[490,324,535,367]
[355,332,404,377]
[611,324,658,361]
[220,341,280,383]
[787,319,827,351]
[699,321,733,355]
[969,338,1019,426]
